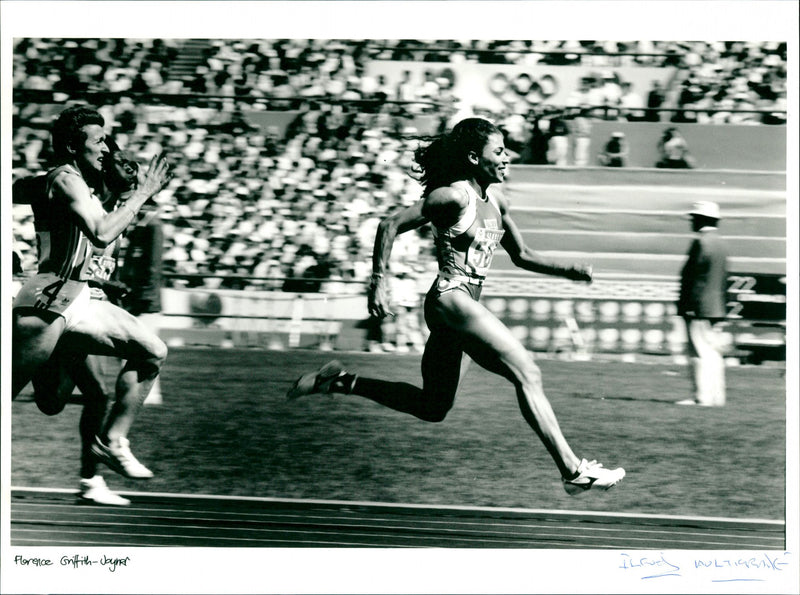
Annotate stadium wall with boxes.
[585,122,787,171]
[241,109,787,172]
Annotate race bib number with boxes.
[86,253,116,283]
[466,226,505,276]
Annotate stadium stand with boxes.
[11,39,787,360]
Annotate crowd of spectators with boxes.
[671,41,787,125]
[11,38,788,290]
[14,39,787,116]
[12,98,438,291]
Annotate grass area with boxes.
[12,349,786,520]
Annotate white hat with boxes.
[689,201,720,219]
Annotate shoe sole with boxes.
[564,469,626,495]
[90,443,153,479]
[286,371,318,400]
[78,495,131,506]
[287,360,344,400]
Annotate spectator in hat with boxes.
[598,131,628,167]
[676,201,729,407]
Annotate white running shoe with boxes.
[676,398,717,407]
[78,475,130,506]
[91,436,153,479]
[287,360,355,400]
[563,459,626,495]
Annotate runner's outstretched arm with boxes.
[497,193,592,282]
[369,200,429,319]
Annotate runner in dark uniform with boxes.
[289,118,625,494]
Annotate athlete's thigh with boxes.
[32,347,78,400]
[437,291,531,381]
[13,309,66,369]
[420,327,465,401]
[64,300,163,360]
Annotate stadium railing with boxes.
[150,272,785,364]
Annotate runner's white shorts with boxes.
[12,273,92,331]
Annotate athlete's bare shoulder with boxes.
[422,184,469,228]
[487,184,509,215]
[51,166,89,201]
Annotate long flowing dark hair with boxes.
[413,118,500,195]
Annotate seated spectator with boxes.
[598,131,628,167]
[656,127,695,169]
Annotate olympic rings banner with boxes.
[365,61,675,111]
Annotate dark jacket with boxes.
[119,209,163,315]
[678,227,728,319]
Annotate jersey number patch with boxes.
[467,227,505,275]
[35,279,65,309]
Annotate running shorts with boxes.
[12,273,92,331]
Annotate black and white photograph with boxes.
[2,1,798,594]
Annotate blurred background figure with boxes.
[546,117,570,166]
[598,131,629,167]
[119,200,165,405]
[364,314,395,353]
[389,264,426,353]
[645,79,666,122]
[656,127,696,169]
[516,114,549,165]
[570,112,592,166]
[619,81,645,121]
[676,201,729,407]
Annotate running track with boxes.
[10,488,784,549]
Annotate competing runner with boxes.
[13,139,144,505]
[289,118,625,494]
[12,106,171,482]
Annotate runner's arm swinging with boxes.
[369,200,429,319]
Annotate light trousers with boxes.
[685,317,726,406]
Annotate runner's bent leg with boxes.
[433,290,581,478]
[351,329,467,421]
[64,300,167,442]
[31,344,79,415]
[12,309,66,398]
[68,355,112,478]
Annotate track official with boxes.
[677,201,729,407]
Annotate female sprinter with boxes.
[288,118,624,494]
